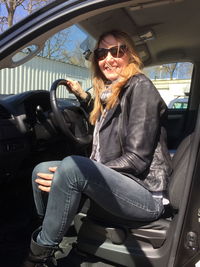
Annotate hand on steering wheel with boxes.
[50,79,92,146]
[66,79,88,100]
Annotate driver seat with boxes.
[74,133,193,265]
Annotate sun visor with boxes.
[157,49,186,62]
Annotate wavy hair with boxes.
[89,30,143,125]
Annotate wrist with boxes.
[79,91,88,99]
[78,91,91,103]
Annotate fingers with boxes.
[37,172,54,180]
[66,79,86,98]
[35,177,52,186]
[66,79,74,87]
[49,166,57,172]
[66,79,79,91]
[35,178,52,193]
[38,185,51,193]
[35,167,57,192]
[35,172,54,192]
[66,79,79,87]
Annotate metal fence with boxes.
[0,54,92,98]
[0,54,192,105]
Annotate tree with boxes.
[0,0,25,28]
[144,62,193,80]
[22,0,51,14]
[0,15,7,32]
[0,0,51,31]
[176,62,193,79]
[162,63,178,80]
[39,29,72,62]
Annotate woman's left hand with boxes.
[35,167,57,192]
[66,79,88,99]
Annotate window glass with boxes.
[143,62,193,109]
[0,26,93,99]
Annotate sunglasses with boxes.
[94,44,127,61]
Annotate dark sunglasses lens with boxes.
[110,47,119,57]
[113,45,127,57]
[95,45,127,60]
[95,48,107,60]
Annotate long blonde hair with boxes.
[89,30,143,125]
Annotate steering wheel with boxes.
[50,79,92,146]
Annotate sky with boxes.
[0,2,27,24]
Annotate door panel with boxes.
[166,109,197,150]
[166,109,188,149]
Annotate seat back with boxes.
[168,133,193,210]
[85,133,193,224]
[75,133,194,256]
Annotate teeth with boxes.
[105,62,117,70]
[105,65,117,70]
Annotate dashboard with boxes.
[0,90,79,182]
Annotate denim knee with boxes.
[32,162,48,184]
[60,156,80,173]
[53,156,86,189]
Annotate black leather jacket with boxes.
[82,74,172,192]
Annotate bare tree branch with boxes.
[162,63,178,79]
[0,16,7,32]
[22,0,52,14]
[0,0,52,28]
[1,0,26,27]
[39,29,73,62]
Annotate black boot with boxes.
[22,228,58,267]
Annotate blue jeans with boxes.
[32,155,164,247]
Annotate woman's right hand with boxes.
[35,167,57,192]
[66,79,88,99]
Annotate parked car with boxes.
[0,0,200,266]
[168,97,189,109]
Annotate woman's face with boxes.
[97,35,129,81]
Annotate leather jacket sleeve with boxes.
[104,75,166,176]
[78,91,94,113]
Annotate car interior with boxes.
[1,0,200,266]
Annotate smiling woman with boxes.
[96,36,130,81]
[21,29,173,267]
[0,1,200,267]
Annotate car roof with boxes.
[79,0,200,65]
[169,97,188,103]
[0,0,199,68]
